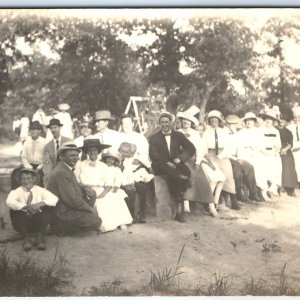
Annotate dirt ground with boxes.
[1,142,300,295]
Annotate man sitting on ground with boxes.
[47,142,101,235]
[6,168,58,251]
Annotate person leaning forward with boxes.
[149,111,196,223]
[46,142,101,235]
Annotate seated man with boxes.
[6,168,58,251]
[46,142,101,235]
[149,112,195,223]
[11,121,47,189]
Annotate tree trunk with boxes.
[198,79,222,123]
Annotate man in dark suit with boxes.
[42,118,72,186]
[46,142,101,235]
[149,112,195,222]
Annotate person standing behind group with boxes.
[42,118,72,186]
[11,121,46,189]
[176,109,219,217]
[54,103,74,139]
[277,116,298,196]
[287,107,300,187]
[203,110,240,210]
[92,110,121,155]
[149,111,195,223]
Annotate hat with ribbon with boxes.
[57,142,81,156]
[94,110,115,122]
[207,110,223,122]
[81,138,111,154]
[158,111,176,123]
[102,149,122,164]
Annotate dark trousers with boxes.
[10,206,53,237]
[230,159,258,197]
[152,162,191,202]
[11,165,44,190]
[123,182,152,221]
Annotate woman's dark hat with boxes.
[46,118,63,128]
[29,121,43,130]
[81,138,111,153]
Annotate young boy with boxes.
[6,168,58,251]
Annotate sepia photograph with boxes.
[0,8,300,296]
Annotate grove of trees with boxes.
[0,9,299,139]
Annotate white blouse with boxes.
[6,185,58,211]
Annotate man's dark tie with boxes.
[297,125,299,141]
[26,190,33,205]
[215,129,219,155]
[72,167,75,173]
[56,140,60,162]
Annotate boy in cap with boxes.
[6,168,58,251]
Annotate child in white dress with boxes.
[75,140,132,232]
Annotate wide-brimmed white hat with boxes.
[259,110,280,122]
[177,111,199,126]
[207,110,223,122]
[57,142,81,156]
[102,149,122,163]
[158,111,176,123]
[243,112,257,122]
[58,103,70,111]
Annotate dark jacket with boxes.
[149,130,195,172]
[46,161,95,223]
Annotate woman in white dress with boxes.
[177,110,220,217]
[203,110,240,210]
[258,110,282,196]
[75,139,132,232]
[237,112,270,201]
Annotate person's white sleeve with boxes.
[194,134,204,165]
[21,141,32,168]
[74,161,82,182]
[40,187,58,206]
[6,190,25,210]
[113,168,123,188]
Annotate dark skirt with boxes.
[281,150,298,188]
[184,157,214,204]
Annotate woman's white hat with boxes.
[58,103,70,111]
[243,112,257,122]
[207,110,223,122]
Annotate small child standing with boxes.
[6,168,58,251]
[96,149,133,232]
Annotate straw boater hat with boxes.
[94,110,115,122]
[225,114,241,124]
[158,111,176,123]
[259,110,280,122]
[243,112,257,122]
[81,138,111,153]
[29,121,43,130]
[17,168,40,185]
[57,142,81,156]
[102,149,122,164]
[207,110,223,122]
[58,103,70,111]
[46,118,63,128]
[177,105,200,126]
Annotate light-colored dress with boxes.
[259,126,282,187]
[237,127,268,190]
[202,126,235,194]
[75,160,132,232]
[54,112,74,139]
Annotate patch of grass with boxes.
[0,246,72,296]
[84,278,136,296]
[194,272,231,296]
[262,241,282,253]
[146,243,185,295]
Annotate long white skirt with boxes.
[292,150,300,182]
[95,189,133,232]
[261,153,282,187]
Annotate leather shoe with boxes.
[23,238,33,251]
[35,233,46,250]
[174,213,187,223]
